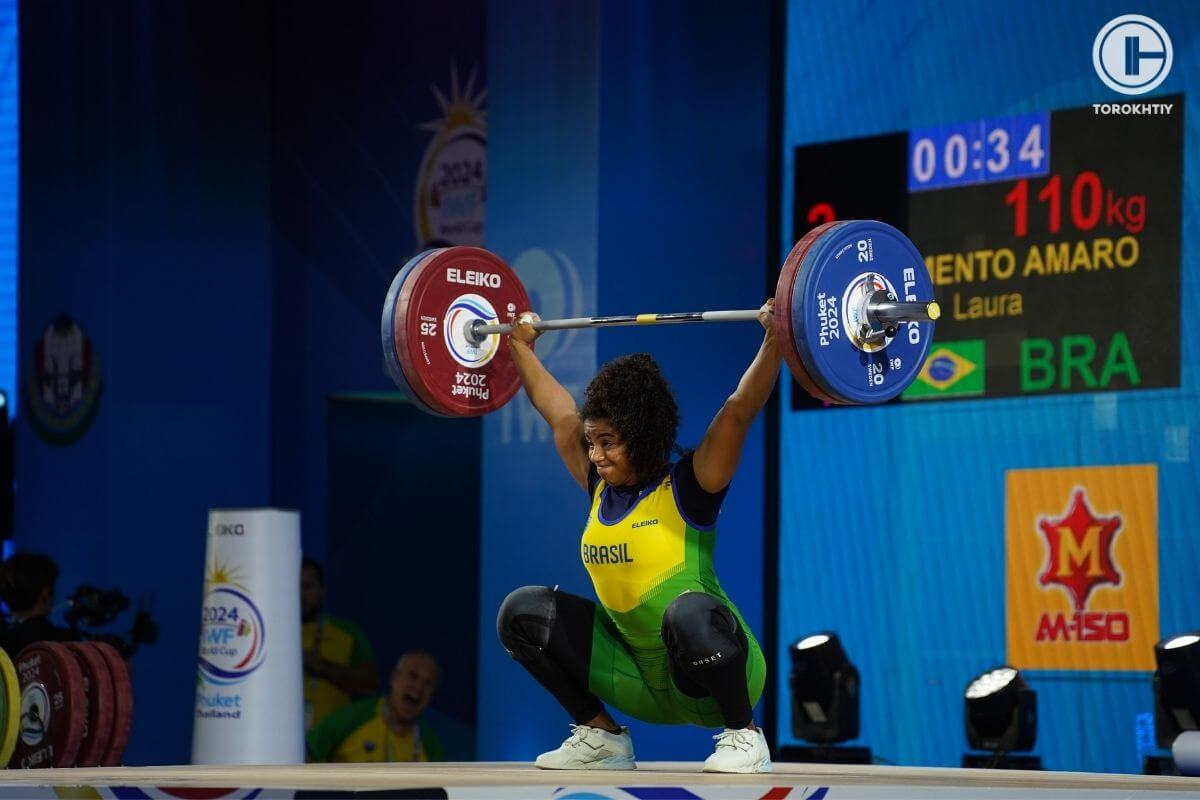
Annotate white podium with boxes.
[191,508,304,764]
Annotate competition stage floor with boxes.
[1,761,1199,799]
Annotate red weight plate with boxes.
[394,247,531,417]
[389,248,460,415]
[90,641,133,767]
[11,641,87,768]
[65,642,114,767]
[774,222,845,405]
[383,249,449,416]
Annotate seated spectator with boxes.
[0,552,75,655]
[307,651,442,762]
[301,556,379,730]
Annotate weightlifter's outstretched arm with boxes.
[508,312,591,491]
[692,299,782,494]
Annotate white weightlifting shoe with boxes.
[534,724,637,770]
[702,727,772,773]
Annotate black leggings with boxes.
[496,585,754,729]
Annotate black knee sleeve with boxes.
[661,591,745,670]
[495,585,603,725]
[662,591,754,728]
[496,585,556,661]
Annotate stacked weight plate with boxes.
[4,640,134,769]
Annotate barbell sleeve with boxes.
[867,300,941,325]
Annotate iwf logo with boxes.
[197,585,267,685]
[197,561,267,686]
[414,63,486,249]
[1006,465,1158,671]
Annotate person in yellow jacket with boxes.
[307,651,442,763]
[301,557,379,730]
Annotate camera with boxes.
[65,584,159,657]
[65,585,129,627]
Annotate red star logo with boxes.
[1037,488,1123,611]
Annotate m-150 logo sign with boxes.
[1006,465,1158,671]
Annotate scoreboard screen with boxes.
[790,95,1181,408]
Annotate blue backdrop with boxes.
[775,0,1200,773]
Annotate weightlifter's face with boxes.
[584,419,636,487]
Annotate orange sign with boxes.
[1006,465,1158,671]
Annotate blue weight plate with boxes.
[381,249,444,415]
[790,220,935,405]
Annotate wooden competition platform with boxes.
[0,762,1199,799]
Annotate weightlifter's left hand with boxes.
[757,298,775,334]
[510,311,542,346]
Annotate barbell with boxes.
[381,219,940,416]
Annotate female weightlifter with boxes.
[495,298,778,773]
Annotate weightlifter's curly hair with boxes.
[580,353,680,481]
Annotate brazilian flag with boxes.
[902,340,985,400]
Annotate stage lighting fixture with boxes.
[789,632,859,744]
[964,666,1037,754]
[1154,632,1200,749]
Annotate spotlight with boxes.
[962,666,1038,768]
[790,632,858,743]
[1154,632,1200,749]
[781,632,870,764]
